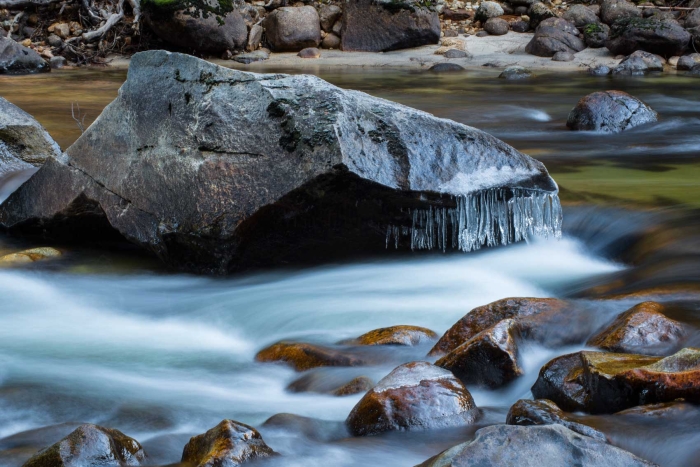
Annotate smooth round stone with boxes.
[444,48,469,58]
[552,51,575,61]
[298,47,321,59]
[589,65,611,76]
[429,62,466,72]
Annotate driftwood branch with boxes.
[81,0,125,42]
[0,0,61,8]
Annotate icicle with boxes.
[386,188,563,252]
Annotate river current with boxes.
[0,67,699,466]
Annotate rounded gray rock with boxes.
[563,5,600,28]
[444,48,469,58]
[475,1,504,22]
[429,62,466,72]
[484,17,509,35]
[263,6,321,52]
[567,90,658,133]
[0,37,49,75]
[499,65,535,79]
[552,51,575,61]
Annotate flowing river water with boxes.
[0,66,700,467]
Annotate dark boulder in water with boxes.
[22,424,146,467]
[612,50,664,75]
[256,342,367,371]
[346,361,478,436]
[181,419,275,467]
[0,51,561,274]
[566,91,657,133]
[344,325,438,346]
[417,424,656,467]
[506,399,608,441]
[262,413,349,441]
[531,348,700,413]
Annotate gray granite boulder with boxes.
[600,0,641,26]
[417,424,656,466]
[1,97,61,176]
[475,1,504,22]
[341,0,440,52]
[563,5,600,29]
[263,6,321,52]
[612,50,664,75]
[606,17,691,56]
[526,18,587,57]
[0,37,49,75]
[0,51,560,273]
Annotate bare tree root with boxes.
[82,0,125,41]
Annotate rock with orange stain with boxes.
[256,342,367,371]
[181,420,275,467]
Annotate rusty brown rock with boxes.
[436,319,523,388]
[255,342,366,371]
[181,419,275,467]
[506,399,607,441]
[334,376,374,396]
[588,301,684,355]
[429,298,579,356]
[22,424,146,467]
[347,325,437,346]
[531,348,700,414]
[346,361,478,436]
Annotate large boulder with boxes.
[435,319,523,388]
[525,18,587,57]
[262,6,321,52]
[612,50,664,75]
[563,5,600,29]
[429,298,584,356]
[1,97,61,176]
[531,348,700,414]
[506,399,607,441]
[341,0,440,52]
[566,91,657,133]
[0,51,561,274]
[587,301,685,355]
[417,425,655,467]
[144,1,249,54]
[181,419,275,467]
[600,0,642,26]
[22,424,146,467]
[605,17,691,56]
[0,36,49,75]
[345,361,478,436]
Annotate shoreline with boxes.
[103,32,624,73]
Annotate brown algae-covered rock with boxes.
[347,325,437,346]
[256,342,366,371]
[181,419,275,467]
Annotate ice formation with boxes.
[386,188,563,252]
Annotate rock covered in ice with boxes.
[0,51,560,273]
[346,361,478,436]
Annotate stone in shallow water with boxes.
[22,424,146,467]
[286,370,374,395]
[416,424,655,467]
[429,62,465,72]
[0,51,560,274]
[566,91,657,133]
[346,361,478,436]
[262,413,349,441]
[506,398,608,441]
[0,37,49,75]
[345,325,437,346]
[587,301,685,355]
[256,342,367,371]
[181,419,275,467]
[233,50,269,64]
[499,65,535,79]
[531,348,700,413]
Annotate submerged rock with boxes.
[181,419,275,467]
[286,371,373,395]
[499,66,535,79]
[531,348,700,413]
[1,97,61,175]
[233,50,269,64]
[0,37,49,75]
[341,0,440,52]
[587,301,685,355]
[417,425,655,467]
[429,298,580,356]
[605,17,691,56]
[0,247,61,265]
[256,342,366,371]
[22,424,146,467]
[262,413,349,441]
[436,319,523,388]
[345,361,478,436]
[345,325,437,346]
[0,51,560,274]
[506,399,607,441]
[566,91,657,133]
[525,18,587,57]
[429,62,465,72]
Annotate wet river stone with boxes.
[506,399,607,441]
[436,318,523,388]
[1,97,61,175]
[587,301,685,355]
[566,91,657,133]
[345,325,437,346]
[345,361,478,436]
[417,424,655,467]
[256,342,366,371]
[0,51,559,274]
[531,348,700,413]
[181,419,275,467]
[22,424,146,467]
[429,298,583,356]
[612,50,664,75]
[286,371,373,395]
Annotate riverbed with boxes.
[0,66,699,467]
